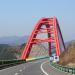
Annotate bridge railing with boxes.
[26,56,49,62]
[50,62,75,74]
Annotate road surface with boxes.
[0,59,72,75]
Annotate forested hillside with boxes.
[0,44,25,60]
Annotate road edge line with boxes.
[41,61,49,75]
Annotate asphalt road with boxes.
[0,59,73,75]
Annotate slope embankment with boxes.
[59,41,75,67]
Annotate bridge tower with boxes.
[21,17,65,59]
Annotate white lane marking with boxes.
[19,69,22,72]
[41,61,49,75]
[15,73,19,75]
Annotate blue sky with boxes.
[0,0,75,42]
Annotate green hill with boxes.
[0,44,26,60]
[0,44,16,60]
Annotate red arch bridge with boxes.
[21,17,65,59]
[0,17,74,75]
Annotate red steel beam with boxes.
[21,17,65,59]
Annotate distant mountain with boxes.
[0,43,26,60]
[0,44,16,60]
[0,36,28,46]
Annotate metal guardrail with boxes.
[0,59,26,69]
[50,62,75,74]
[0,59,26,65]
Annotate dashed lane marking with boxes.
[19,69,22,72]
[15,73,19,75]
